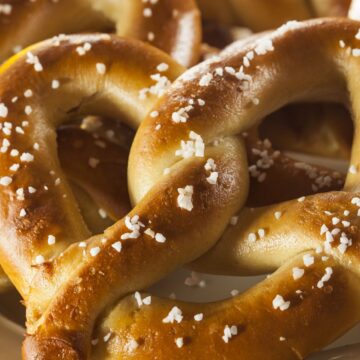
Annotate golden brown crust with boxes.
[102,0,202,67]
[93,252,360,359]
[0,18,359,360]
[0,0,111,61]
[23,335,82,360]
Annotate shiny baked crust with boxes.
[0,18,351,359]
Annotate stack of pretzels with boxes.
[0,1,359,359]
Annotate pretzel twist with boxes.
[98,18,360,359]
[89,18,360,358]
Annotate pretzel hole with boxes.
[56,115,135,235]
[247,102,351,207]
[202,21,250,49]
[260,102,353,161]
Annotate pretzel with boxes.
[0,0,200,294]
[0,18,350,359]
[0,0,200,293]
[90,18,358,359]
[198,0,352,31]
[0,73,343,294]
[0,0,201,67]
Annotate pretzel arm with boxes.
[191,191,360,275]
[90,0,201,67]
[92,252,360,360]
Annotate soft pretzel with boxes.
[0,18,347,359]
[0,0,201,292]
[0,24,348,300]
[0,0,201,67]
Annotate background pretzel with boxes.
[198,0,352,31]
[0,18,349,359]
[198,0,356,164]
[0,0,201,67]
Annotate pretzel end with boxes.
[22,335,82,360]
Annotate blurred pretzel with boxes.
[198,0,352,31]
[259,102,353,160]
[0,0,201,67]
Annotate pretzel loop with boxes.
[0,34,187,357]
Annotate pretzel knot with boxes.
[0,18,358,360]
